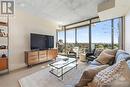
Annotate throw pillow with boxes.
[103,49,117,56]
[95,51,114,64]
[88,59,130,87]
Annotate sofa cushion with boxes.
[75,65,109,87]
[115,50,130,63]
[88,59,130,87]
[95,50,114,64]
[85,65,109,80]
[86,65,109,71]
[90,60,102,66]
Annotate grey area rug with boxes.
[19,63,87,87]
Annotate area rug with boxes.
[18,63,87,87]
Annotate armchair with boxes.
[67,51,77,58]
[86,48,96,62]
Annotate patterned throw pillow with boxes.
[88,59,130,87]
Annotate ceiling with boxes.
[98,0,130,21]
[15,0,106,25]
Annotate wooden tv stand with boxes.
[25,49,58,67]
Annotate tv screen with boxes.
[47,36,54,48]
[31,33,54,50]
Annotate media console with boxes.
[25,49,58,67]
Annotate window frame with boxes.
[56,17,123,53]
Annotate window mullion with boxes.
[89,20,92,52]
[112,19,114,49]
[75,28,77,45]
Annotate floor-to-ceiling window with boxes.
[66,29,75,53]
[91,20,112,51]
[77,26,89,53]
[57,17,122,54]
[113,18,121,49]
[57,30,65,53]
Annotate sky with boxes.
[58,18,120,44]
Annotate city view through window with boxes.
[57,17,122,54]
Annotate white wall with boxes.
[125,9,130,53]
[6,9,57,71]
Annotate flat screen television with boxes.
[31,33,54,50]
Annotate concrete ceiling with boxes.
[15,0,106,25]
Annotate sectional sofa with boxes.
[75,50,130,87]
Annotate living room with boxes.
[0,0,130,87]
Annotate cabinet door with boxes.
[53,50,58,59]
[0,58,8,70]
[39,51,47,62]
[28,52,38,65]
[48,49,58,60]
[28,52,38,57]
[47,50,53,60]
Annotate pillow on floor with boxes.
[95,51,114,64]
[88,59,130,87]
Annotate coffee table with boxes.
[49,58,77,80]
